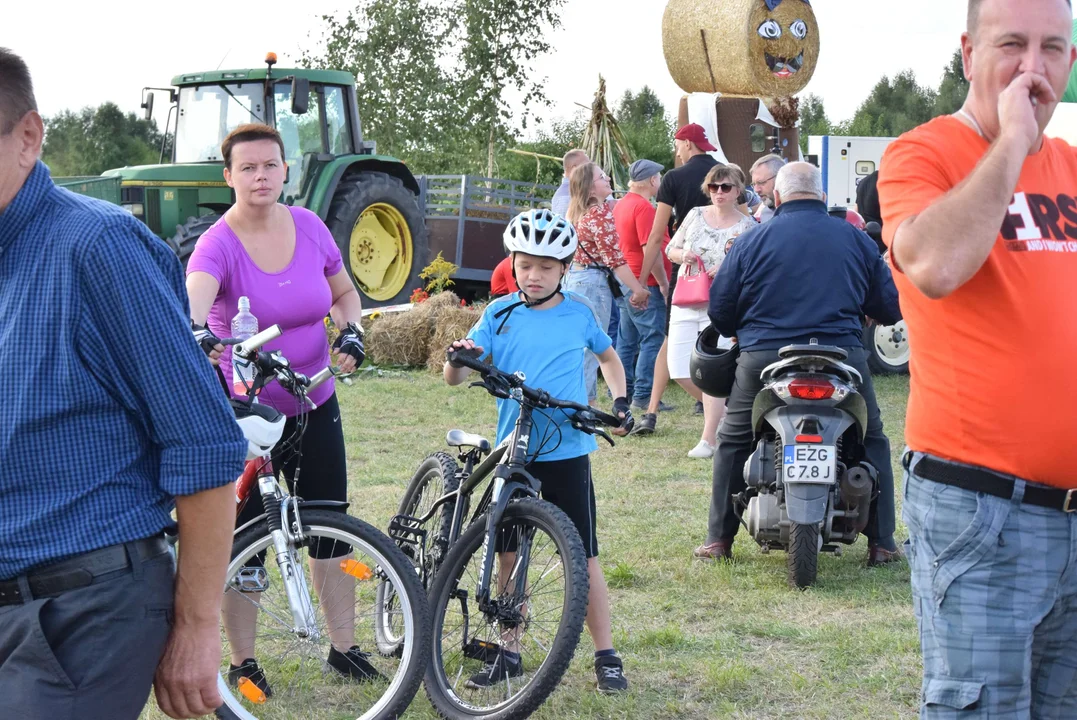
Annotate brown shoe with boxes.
[693,540,733,561]
[867,544,905,567]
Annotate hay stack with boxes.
[364,291,486,370]
[427,303,486,372]
[662,0,819,97]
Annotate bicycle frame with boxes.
[408,397,548,621]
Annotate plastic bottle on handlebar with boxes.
[231,296,259,396]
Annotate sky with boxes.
[5,0,1076,140]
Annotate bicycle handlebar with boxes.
[447,347,622,430]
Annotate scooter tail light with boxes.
[787,377,835,400]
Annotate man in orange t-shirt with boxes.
[878,0,1077,715]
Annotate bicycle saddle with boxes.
[446,429,491,453]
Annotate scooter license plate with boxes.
[783,444,836,483]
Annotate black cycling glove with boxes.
[333,322,366,366]
[612,396,634,434]
[191,322,221,356]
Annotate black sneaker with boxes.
[595,655,628,693]
[631,413,657,436]
[228,658,273,698]
[693,400,704,415]
[328,645,387,683]
[631,398,676,412]
[465,651,524,689]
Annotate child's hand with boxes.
[447,339,483,368]
[611,396,634,436]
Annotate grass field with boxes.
[144,369,919,720]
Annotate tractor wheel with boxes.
[169,214,221,269]
[325,172,428,307]
[864,318,910,375]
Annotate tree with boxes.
[42,103,164,176]
[300,0,473,174]
[934,49,969,116]
[846,70,937,137]
[798,93,830,152]
[616,87,675,169]
[495,115,586,186]
[453,0,567,178]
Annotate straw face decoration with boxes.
[662,0,820,97]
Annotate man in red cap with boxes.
[636,123,720,414]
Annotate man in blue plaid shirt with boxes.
[0,49,247,719]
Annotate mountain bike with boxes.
[208,325,430,720]
[384,347,621,720]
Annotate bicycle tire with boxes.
[424,497,589,720]
[215,510,430,720]
[400,452,461,580]
[374,453,462,657]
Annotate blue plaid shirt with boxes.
[0,162,247,578]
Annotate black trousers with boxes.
[706,346,896,544]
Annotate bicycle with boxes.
[205,324,430,720]
[384,347,621,720]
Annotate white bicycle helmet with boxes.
[231,399,286,460]
[503,209,578,261]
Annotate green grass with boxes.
[143,370,918,719]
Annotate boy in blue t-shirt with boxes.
[445,209,633,694]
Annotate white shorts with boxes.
[667,305,732,380]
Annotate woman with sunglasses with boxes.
[565,162,650,407]
[665,164,757,458]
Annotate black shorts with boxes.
[238,392,349,559]
[497,455,599,558]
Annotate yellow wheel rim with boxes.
[348,203,413,301]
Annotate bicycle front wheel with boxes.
[215,510,430,720]
[424,497,589,720]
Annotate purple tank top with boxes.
[186,206,344,416]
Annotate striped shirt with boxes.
[0,161,247,578]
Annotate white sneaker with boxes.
[687,440,716,459]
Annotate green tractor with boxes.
[104,53,427,307]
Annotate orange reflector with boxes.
[341,559,373,580]
[238,677,266,704]
[795,434,824,443]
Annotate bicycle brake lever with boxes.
[594,428,616,447]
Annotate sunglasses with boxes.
[708,183,736,193]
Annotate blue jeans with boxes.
[903,451,1077,718]
[563,267,614,403]
[608,303,621,353]
[617,286,666,404]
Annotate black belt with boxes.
[571,263,605,271]
[0,535,171,607]
[911,455,1077,513]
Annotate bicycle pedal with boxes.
[232,567,270,593]
[463,638,500,663]
[388,514,427,543]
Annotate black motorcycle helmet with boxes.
[689,325,740,398]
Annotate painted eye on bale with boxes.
[758,19,782,39]
[790,19,808,39]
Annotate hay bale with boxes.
[366,310,433,367]
[365,291,486,368]
[662,0,819,97]
[427,303,486,371]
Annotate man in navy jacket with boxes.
[695,162,903,566]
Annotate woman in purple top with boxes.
[185,123,377,692]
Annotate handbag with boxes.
[576,244,624,299]
[671,256,711,307]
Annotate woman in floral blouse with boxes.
[564,162,649,404]
[665,164,757,458]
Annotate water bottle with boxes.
[231,296,259,396]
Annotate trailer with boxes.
[419,175,557,299]
[807,135,895,207]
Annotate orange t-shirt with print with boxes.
[879,115,1077,490]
